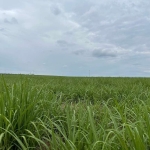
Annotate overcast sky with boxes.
[0,0,150,76]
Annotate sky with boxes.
[0,0,150,77]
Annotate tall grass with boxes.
[0,74,150,149]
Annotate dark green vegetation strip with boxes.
[0,74,150,150]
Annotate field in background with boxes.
[0,74,150,149]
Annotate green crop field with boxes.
[0,74,150,150]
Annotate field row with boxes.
[0,75,150,149]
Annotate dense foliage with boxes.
[0,74,150,149]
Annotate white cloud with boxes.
[144,70,150,73]
[0,0,150,76]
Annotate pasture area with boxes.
[0,74,150,150]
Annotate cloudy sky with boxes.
[0,0,150,76]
